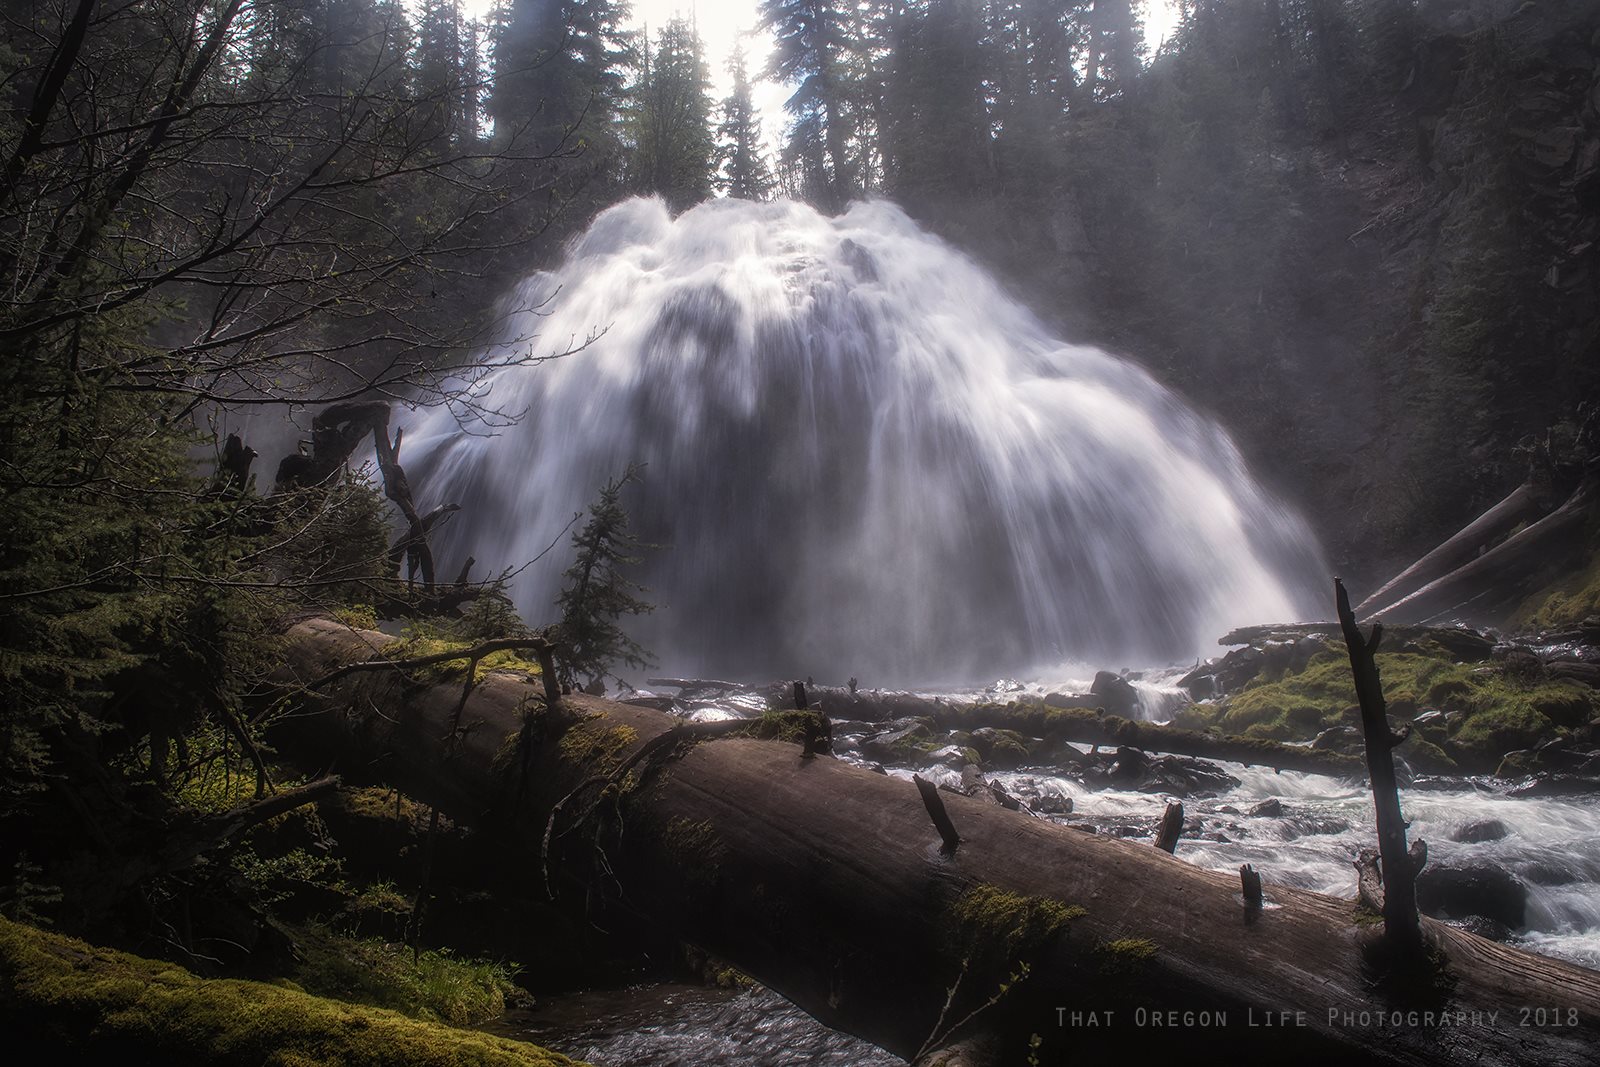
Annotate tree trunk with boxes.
[1374,479,1594,625]
[273,618,1600,1066]
[1353,479,1553,619]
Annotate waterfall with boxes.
[403,196,1324,684]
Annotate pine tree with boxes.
[716,45,775,200]
[761,0,860,208]
[553,466,656,690]
[489,0,631,160]
[626,18,717,209]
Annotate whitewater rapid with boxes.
[405,197,1324,683]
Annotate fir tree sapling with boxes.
[552,465,656,692]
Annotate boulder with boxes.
[1248,798,1284,818]
[1091,671,1140,718]
[1415,864,1528,929]
[1452,819,1509,844]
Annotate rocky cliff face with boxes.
[912,0,1600,586]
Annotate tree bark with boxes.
[1354,479,1554,619]
[1374,479,1594,625]
[272,618,1600,1066]
[1338,577,1423,956]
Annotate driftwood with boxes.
[271,618,1600,1066]
[1338,578,1423,955]
[1241,864,1263,908]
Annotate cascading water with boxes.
[405,197,1324,683]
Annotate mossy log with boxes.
[933,702,1366,778]
[272,618,1600,1067]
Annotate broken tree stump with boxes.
[1337,577,1423,955]
[1154,800,1184,854]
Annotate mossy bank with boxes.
[0,917,584,1066]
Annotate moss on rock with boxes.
[1212,646,1591,770]
[1511,547,1600,631]
[0,917,582,1066]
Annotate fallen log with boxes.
[1376,479,1595,625]
[1354,479,1559,619]
[270,618,1600,1065]
[933,703,1366,778]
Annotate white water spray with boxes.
[405,197,1323,683]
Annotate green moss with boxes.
[0,917,581,1066]
[335,786,425,826]
[1511,547,1600,630]
[748,710,828,744]
[289,925,516,1026]
[557,721,639,771]
[1094,938,1158,975]
[1452,700,1559,767]
[949,884,1083,957]
[663,817,726,867]
[1396,735,1458,775]
[386,635,545,684]
[1211,646,1589,768]
[331,605,378,631]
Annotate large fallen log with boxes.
[1376,478,1595,625]
[1353,479,1558,619]
[273,618,1600,1066]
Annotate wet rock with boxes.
[1453,819,1509,844]
[1122,751,1240,798]
[1043,691,1101,710]
[1108,746,1149,783]
[1281,815,1350,838]
[926,744,976,768]
[1415,863,1528,929]
[969,727,1032,769]
[1312,726,1362,753]
[859,721,932,764]
[1449,916,1512,942]
[1248,798,1284,818]
[1035,793,1073,815]
[1508,774,1600,798]
[1091,671,1140,718]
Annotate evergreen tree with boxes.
[1083,0,1144,102]
[761,0,860,208]
[881,0,993,203]
[716,45,775,200]
[415,0,467,150]
[626,18,716,208]
[490,0,631,162]
[553,466,656,690]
